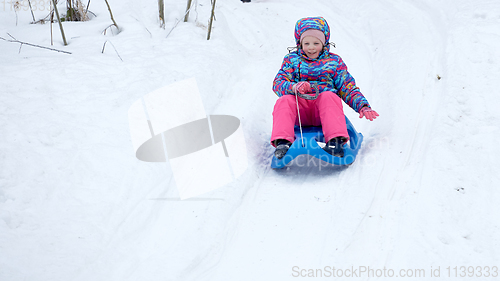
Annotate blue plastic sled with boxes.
[271,116,363,169]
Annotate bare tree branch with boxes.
[50,9,54,45]
[207,0,216,40]
[166,2,195,39]
[27,0,36,22]
[102,40,123,61]
[184,0,192,22]
[103,0,120,32]
[0,33,72,54]
[51,0,68,45]
[158,0,165,28]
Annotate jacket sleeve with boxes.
[273,54,296,97]
[333,57,371,112]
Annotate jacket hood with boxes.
[294,17,331,48]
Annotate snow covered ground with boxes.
[1,0,500,280]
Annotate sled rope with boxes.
[295,84,319,147]
[295,92,305,147]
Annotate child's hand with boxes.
[292,82,312,95]
[359,107,379,121]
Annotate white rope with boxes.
[295,93,305,147]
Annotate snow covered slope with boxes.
[1,0,499,280]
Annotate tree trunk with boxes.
[158,0,165,28]
[51,0,68,45]
[184,0,192,22]
[207,0,216,40]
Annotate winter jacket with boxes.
[272,17,371,113]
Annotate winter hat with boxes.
[294,17,330,48]
[299,28,326,46]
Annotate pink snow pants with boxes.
[271,91,349,146]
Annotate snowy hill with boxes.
[1,0,500,280]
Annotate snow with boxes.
[1,0,500,280]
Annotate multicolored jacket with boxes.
[272,17,371,113]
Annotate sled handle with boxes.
[295,84,320,100]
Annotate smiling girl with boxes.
[271,17,379,159]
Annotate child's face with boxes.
[301,36,323,59]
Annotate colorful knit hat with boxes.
[294,17,330,50]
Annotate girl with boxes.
[271,17,379,159]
